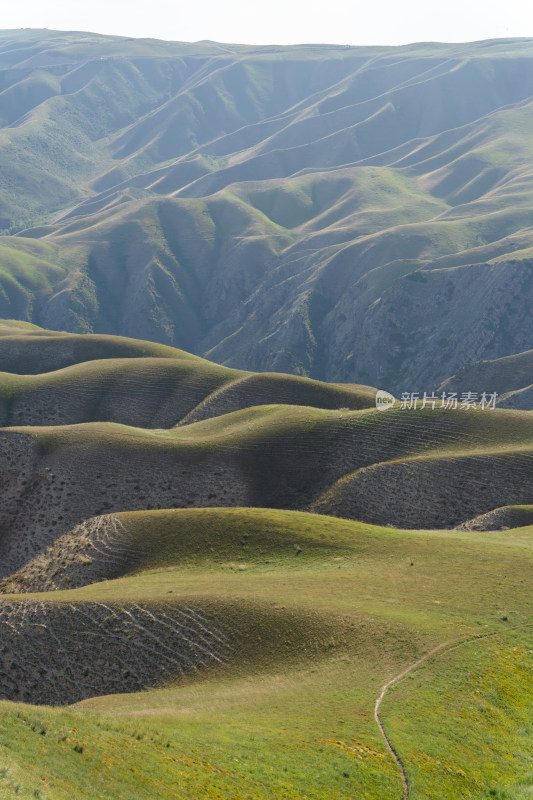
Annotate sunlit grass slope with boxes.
[0,322,376,427]
[0,508,531,799]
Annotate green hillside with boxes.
[2,400,533,578]
[0,323,375,427]
[0,507,531,798]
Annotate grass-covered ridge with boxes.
[0,359,376,427]
[0,325,531,582]
[0,321,376,426]
[0,401,532,579]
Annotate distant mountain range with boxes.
[0,29,532,395]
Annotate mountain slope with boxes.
[439,348,533,409]
[0,322,376,428]
[0,31,533,391]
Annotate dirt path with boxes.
[374,622,533,798]
[374,637,477,799]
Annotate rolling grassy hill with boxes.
[0,323,532,578]
[0,31,532,394]
[0,321,375,426]
[2,398,533,576]
[0,508,531,798]
[0,323,531,798]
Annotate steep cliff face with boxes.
[1,31,533,390]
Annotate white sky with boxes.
[2,0,533,46]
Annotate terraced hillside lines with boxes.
[0,507,369,593]
[0,600,233,705]
[312,447,533,528]
[0,359,376,428]
[176,371,377,425]
[0,424,252,579]
[0,496,530,797]
[439,348,533,410]
[0,513,133,593]
[1,398,533,576]
[0,324,529,796]
[1,33,533,390]
[0,324,377,427]
[0,510,530,798]
[0,327,205,374]
[458,504,533,531]
[0,358,239,429]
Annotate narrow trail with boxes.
[373,634,496,799]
